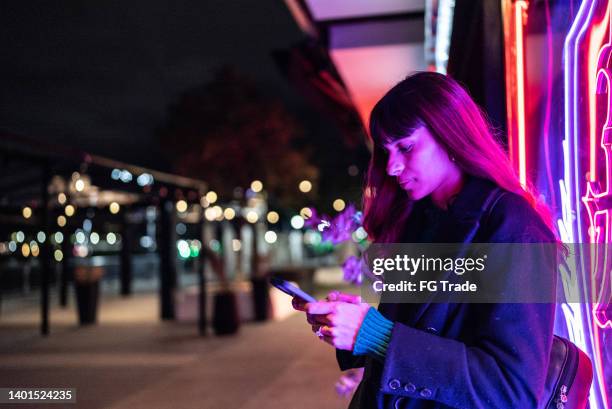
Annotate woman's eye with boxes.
[398,145,413,153]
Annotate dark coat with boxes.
[338,176,558,409]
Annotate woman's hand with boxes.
[292,291,371,351]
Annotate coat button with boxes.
[403,382,416,393]
[419,388,433,398]
[388,379,401,390]
[426,327,438,334]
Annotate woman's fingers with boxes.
[291,297,307,311]
[311,324,334,347]
[305,301,371,351]
[336,293,362,304]
[325,291,340,301]
[306,301,336,315]
[307,312,331,325]
[326,291,362,304]
[321,334,334,345]
[314,325,333,337]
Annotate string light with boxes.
[204,207,216,221]
[246,211,258,224]
[75,179,85,192]
[250,180,263,193]
[30,242,39,257]
[290,215,304,229]
[300,207,312,218]
[212,205,223,221]
[267,211,279,224]
[75,231,86,244]
[224,208,235,220]
[65,205,75,217]
[109,202,120,214]
[176,200,188,213]
[90,232,100,245]
[264,231,277,244]
[205,191,218,204]
[298,180,312,193]
[106,232,117,245]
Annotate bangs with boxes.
[369,94,422,147]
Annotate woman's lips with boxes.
[399,178,415,189]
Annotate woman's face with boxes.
[384,125,458,201]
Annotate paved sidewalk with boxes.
[0,292,352,409]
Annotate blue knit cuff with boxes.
[353,307,394,361]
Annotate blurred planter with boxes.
[213,288,240,335]
[250,277,270,322]
[73,266,104,325]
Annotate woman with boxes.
[293,72,558,408]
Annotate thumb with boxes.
[328,291,361,304]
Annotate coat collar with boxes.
[380,176,502,326]
[423,175,500,243]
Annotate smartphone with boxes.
[269,277,317,303]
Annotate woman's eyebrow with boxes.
[386,137,414,149]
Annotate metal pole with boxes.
[40,161,51,336]
[158,199,176,320]
[120,209,133,296]
[59,228,71,307]
[198,206,207,335]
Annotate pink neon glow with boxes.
[583,39,612,331]
[329,44,426,130]
[543,0,557,212]
[588,6,611,181]
[515,1,528,188]
[562,0,610,406]
[574,1,612,407]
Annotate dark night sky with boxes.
[0,1,346,171]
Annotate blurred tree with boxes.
[158,66,318,209]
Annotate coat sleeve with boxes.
[378,193,558,408]
[379,302,555,408]
[336,348,366,371]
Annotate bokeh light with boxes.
[333,199,346,212]
[65,205,75,217]
[109,202,120,214]
[176,200,188,213]
[298,180,312,193]
[251,180,263,193]
[246,211,258,224]
[205,191,218,204]
[267,211,279,224]
[290,215,304,229]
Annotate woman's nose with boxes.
[387,159,404,176]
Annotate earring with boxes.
[450,155,456,162]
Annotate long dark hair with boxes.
[364,72,552,243]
